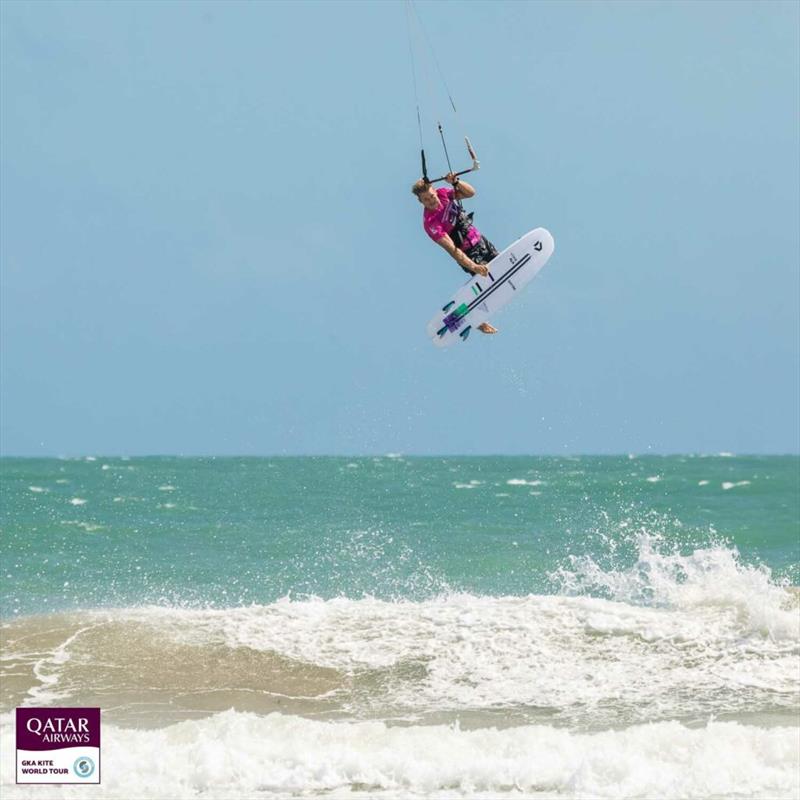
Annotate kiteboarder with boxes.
[413,172,498,334]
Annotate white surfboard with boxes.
[426,227,555,347]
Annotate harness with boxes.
[448,200,476,252]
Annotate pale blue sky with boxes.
[1,0,798,455]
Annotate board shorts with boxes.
[459,236,499,274]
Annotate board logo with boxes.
[16,708,101,784]
[533,241,543,251]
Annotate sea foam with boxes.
[1,712,797,799]
[7,574,797,731]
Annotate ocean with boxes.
[1,455,798,798]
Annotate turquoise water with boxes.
[1,456,797,616]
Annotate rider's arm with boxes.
[435,234,485,275]
[453,179,475,200]
[446,172,475,200]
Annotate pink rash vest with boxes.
[422,187,482,250]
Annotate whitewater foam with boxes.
[1,712,797,799]
[552,533,798,640]
[6,576,796,731]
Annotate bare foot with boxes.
[478,322,498,334]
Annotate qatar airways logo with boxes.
[16,708,101,784]
[25,716,91,744]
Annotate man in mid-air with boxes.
[412,173,499,335]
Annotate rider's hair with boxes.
[411,178,430,196]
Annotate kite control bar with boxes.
[421,137,480,185]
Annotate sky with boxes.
[1,0,798,456]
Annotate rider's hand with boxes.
[472,263,489,277]
[445,172,459,186]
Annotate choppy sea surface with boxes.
[1,455,798,799]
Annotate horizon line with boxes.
[1,452,799,459]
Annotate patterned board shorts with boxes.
[460,236,499,273]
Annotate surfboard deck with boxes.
[426,227,555,347]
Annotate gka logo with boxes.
[533,241,543,252]
[73,756,95,779]
[16,707,101,786]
